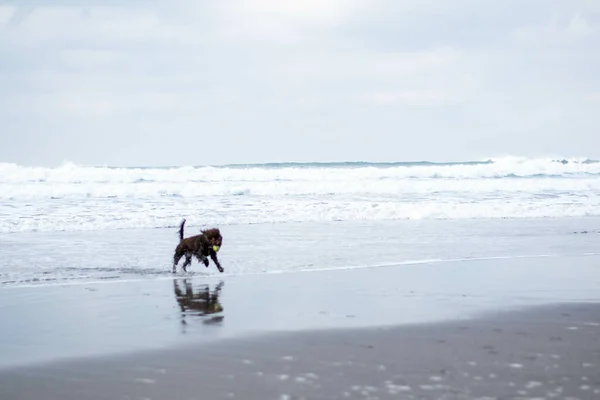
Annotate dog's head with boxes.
[202,228,223,252]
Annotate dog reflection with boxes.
[173,279,224,328]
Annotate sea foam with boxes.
[1,157,599,233]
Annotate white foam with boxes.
[2,157,600,233]
[526,381,543,389]
[133,378,155,384]
[2,157,598,184]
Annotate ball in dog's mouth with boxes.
[213,245,220,252]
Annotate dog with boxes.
[172,219,224,273]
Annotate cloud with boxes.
[358,90,467,106]
[0,0,599,166]
[12,6,161,45]
[59,49,122,69]
[212,0,368,42]
[53,90,179,117]
[0,4,16,24]
[514,14,598,46]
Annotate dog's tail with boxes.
[178,219,186,242]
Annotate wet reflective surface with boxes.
[3,302,598,400]
[2,218,600,369]
[1,252,600,369]
[173,279,225,330]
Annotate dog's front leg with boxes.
[195,253,209,267]
[210,252,224,273]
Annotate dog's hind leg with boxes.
[182,255,192,272]
[173,252,184,273]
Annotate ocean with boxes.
[2,156,600,233]
[1,156,599,288]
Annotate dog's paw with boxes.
[203,259,209,267]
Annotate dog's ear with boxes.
[202,228,221,239]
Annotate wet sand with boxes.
[1,255,600,399]
[1,302,600,400]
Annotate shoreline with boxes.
[3,251,597,291]
[1,254,600,370]
[4,216,600,291]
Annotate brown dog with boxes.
[172,219,224,273]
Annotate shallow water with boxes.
[1,217,600,367]
[1,217,599,288]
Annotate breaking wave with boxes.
[1,156,600,233]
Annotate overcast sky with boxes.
[1,0,599,167]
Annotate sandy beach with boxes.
[2,302,599,400]
[1,251,599,399]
